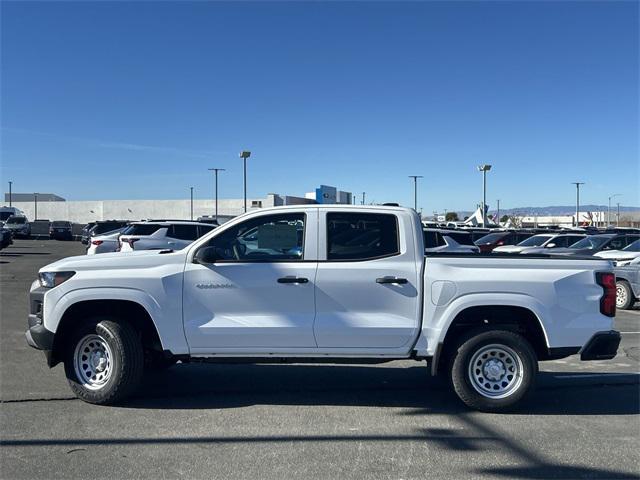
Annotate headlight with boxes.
[39,271,75,288]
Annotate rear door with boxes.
[313,210,421,351]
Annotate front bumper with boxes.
[580,330,621,361]
[25,285,57,366]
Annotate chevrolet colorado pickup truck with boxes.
[26,205,621,412]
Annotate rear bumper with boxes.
[580,330,621,361]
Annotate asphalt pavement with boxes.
[1,240,639,479]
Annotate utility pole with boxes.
[239,151,251,213]
[408,175,423,211]
[208,168,226,221]
[571,182,585,227]
[8,181,12,207]
[34,193,38,220]
[362,192,366,205]
[190,187,194,221]
[477,165,492,227]
[608,194,621,226]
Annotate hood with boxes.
[546,248,594,256]
[595,250,640,260]
[493,245,528,253]
[39,249,186,273]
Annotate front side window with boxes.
[206,213,305,261]
[327,213,399,260]
[7,217,26,224]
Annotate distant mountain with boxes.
[454,205,640,218]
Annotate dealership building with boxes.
[3,185,354,224]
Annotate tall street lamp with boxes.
[208,168,226,221]
[239,151,251,213]
[571,182,585,227]
[361,192,366,205]
[496,199,501,225]
[408,175,423,211]
[616,202,621,227]
[8,181,12,207]
[190,187,194,221]
[34,192,38,220]
[477,164,492,227]
[608,194,621,226]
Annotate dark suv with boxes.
[49,221,73,240]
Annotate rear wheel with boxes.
[616,280,634,310]
[449,329,537,412]
[64,317,144,404]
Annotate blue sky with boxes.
[1,1,638,213]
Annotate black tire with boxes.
[63,317,144,405]
[616,280,634,310]
[449,329,537,412]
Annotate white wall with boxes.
[12,197,277,223]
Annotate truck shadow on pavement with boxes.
[127,364,639,416]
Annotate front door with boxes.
[183,211,318,352]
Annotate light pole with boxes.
[408,175,423,211]
[477,164,492,227]
[607,194,621,226]
[572,182,585,227]
[8,181,12,207]
[190,187,194,221]
[361,192,366,205]
[496,199,501,225]
[34,192,38,220]
[208,168,226,221]
[239,151,251,213]
[616,202,621,227]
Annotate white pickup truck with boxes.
[26,205,621,412]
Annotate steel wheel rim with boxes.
[468,344,524,399]
[616,284,627,308]
[73,334,113,390]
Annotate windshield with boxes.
[569,236,611,250]
[623,239,640,252]
[0,212,15,221]
[6,217,26,225]
[517,235,552,247]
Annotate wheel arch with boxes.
[50,299,164,368]
[432,304,550,376]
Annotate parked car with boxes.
[118,221,216,252]
[0,206,24,223]
[27,205,620,412]
[544,233,640,257]
[0,227,13,250]
[494,233,586,254]
[423,228,479,253]
[49,221,73,240]
[4,215,31,238]
[80,222,96,245]
[86,227,128,255]
[474,231,537,253]
[613,260,639,310]
[594,239,640,266]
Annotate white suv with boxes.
[118,221,216,252]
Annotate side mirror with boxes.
[546,243,556,248]
[194,246,219,264]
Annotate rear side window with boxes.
[198,225,216,237]
[124,224,164,236]
[445,232,474,246]
[327,213,399,260]
[168,224,199,241]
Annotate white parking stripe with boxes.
[554,373,640,379]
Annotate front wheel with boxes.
[450,329,537,412]
[64,318,144,405]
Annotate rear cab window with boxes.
[327,212,399,260]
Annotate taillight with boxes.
[596,272,616,317]
[91,240,103,246]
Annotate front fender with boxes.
[43,286,189,355]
